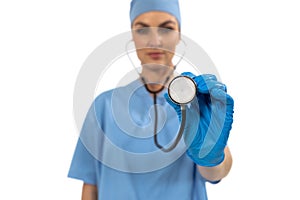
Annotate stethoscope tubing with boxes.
[153,98,186,152]
[125,38,190,152]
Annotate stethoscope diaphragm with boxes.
[168,76,196,105]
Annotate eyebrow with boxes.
[133,20,176,27]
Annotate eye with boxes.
[158,27,174,34]
[135,27,149,35]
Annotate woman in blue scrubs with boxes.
[68,0,234,199]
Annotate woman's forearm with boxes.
[197,146,233,182]
[82,183,98,200]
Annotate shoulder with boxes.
[93,79,144,105]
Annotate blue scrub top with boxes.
[68,79,212,200]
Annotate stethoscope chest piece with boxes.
[168,76,196,105]
[155,75,196,152]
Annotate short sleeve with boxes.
[68,138,98,185]
[67,100,103,185]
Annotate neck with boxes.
[140,63,175,92]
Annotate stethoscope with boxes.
[126,39,197,152]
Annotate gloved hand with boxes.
[165,72,234,167]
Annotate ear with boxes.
[130,29,135,39]
[176,33,181,45]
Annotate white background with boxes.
[1,0,299,199]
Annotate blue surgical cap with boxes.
[130,0,181,27]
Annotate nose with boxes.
[147,30,162,48]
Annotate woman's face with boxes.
[132,11,180,67]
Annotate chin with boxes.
[142,63,171,72]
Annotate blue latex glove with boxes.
[165,72,234,167]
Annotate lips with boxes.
[147,52,164,60]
